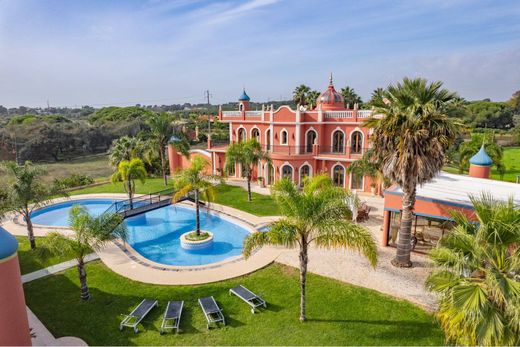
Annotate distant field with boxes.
[35,154,112,182]
[444,147,520,183]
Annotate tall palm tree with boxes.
[108,136,145,167]
[45,206,127,300]
[172,156,219,236]
[346,150,387,196]
[0,161,65,249]
[243,175,377,321]
[225,139,270,202]
[365,77,460,267]
[306,90,320,109]
[111,158,147,208]
[426,194,520,346]
[458,133,505,178]
[293,84,311,106]
[146,112,173,186]
[340,86,362,108]
[367,87,385,107]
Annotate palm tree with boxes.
[108,136,145,167]
[367,87,385,107]
[111,158,147,208]
[0,161,65,249]
[340,86,362,108]
[243,175,377,321]
[293,84,311,106]
[225,139,270,202]
[365,77,460,267]
[146,112,173,186]
[458,133,505,178]
[346,150,386,196]
[45,206,127,300]
[426,194,520,346]
[305,90,320,109]
[171,156,219,236]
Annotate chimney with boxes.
[468,145,493,179]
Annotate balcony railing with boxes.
[317,146,367,156]
[357,110,373,118]
[324,110,354,118]
[245,111,262,117]
[222,111,241,117]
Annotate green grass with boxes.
[213,184,280,216]
[16,236,80,274]
[24,262,443,346]
[36,155,113,182]
[444,147,520,183]
[70,181,280,216]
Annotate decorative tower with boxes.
[0,228,31,345]
[469,145,493,179]
[316,73,345,111]
[238,89,251,112]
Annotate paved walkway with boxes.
[22,253,99,283]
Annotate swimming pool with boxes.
[30,199,119,227]
[125,205,251,266]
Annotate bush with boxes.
[54,174,94,189]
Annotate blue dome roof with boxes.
[0,227,18,260]
[238,90,250,101]
[469,145,493,166]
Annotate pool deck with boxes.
[3,193,284,285]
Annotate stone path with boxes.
[22,253,99,283]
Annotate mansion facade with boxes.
[168,77,379,193]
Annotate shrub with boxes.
[54,174,94,189]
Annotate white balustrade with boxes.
[222,111,241,117]
[324,111,354,118]
[357,110,373,118]
[245,111,263,117]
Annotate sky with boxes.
[0,0,519,108]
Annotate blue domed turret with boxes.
[469,145,493,166]
[238,89,250,101]
[0,227,18,260]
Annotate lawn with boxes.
[70,181,280,217]
[16,236,81,274]
[444,147,520,183]
[24,262,443,346]
[36,155,113,182]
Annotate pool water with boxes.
[30,199,119,226]
[125,205,250,266]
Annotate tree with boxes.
[305,90,320,109]
[111,158,147,208]
[426,194,520,346]
[293,84,311,106]
[367,87,385,108]
[0,161,65,249]
[464,101,514,129]
[365,77,460,267]
[225,139,270,202]
[340,86,362,108]
[146,113,173,186]
[171,156,219,236]
[45,206,127,300]
[243,175,377,321]
[458,133,506,178]
[108,136,145,168]
[346,148,390,195]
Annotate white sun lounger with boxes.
[119,299,158,333]
[199,296,225,329]
[160,301,184,334]
[229,285,267,313]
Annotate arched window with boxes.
[306,130,317,153]
[237,128,246,142]
[239,104,243,111]
[266,129,271,151]
[280,130,288,145]
[281,165,293,180]
[332,165,345,187]
[332,130,344,153]
[251,128,260,141]
[299,164,310,187]
[351,131,363,154]
[350,172,364,190]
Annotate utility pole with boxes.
[205,90,211,138]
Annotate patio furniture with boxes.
[160,301,184,334]
[229,285,267,313]
[199,296,225,329]
[356,203,371,223]
[119,299,158,333]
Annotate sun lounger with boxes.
[229,285,267,313]
[160,301,184,334]
[119,299,158,333]
[199,296,225,329]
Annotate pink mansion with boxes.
[168,76,378,193]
